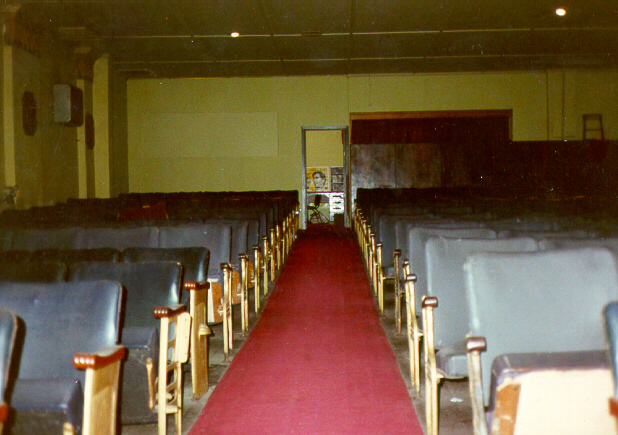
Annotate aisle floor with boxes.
[121,228,472,435]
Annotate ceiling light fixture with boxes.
[231,32,240,37]
[555,7,566,16]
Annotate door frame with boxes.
[301,126,350,230]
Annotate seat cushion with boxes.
[385,265,395,278]
[122,326,159,369]
[436,340,468,378]
[120,327,160,425]
[11,378,83,435]
[487,350,611,433]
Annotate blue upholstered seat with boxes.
[69,261,182,424]
[0,280,123,435]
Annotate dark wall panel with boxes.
[351,140,618,209]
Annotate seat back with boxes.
[0,250,31,263]
[539,236,618,252]
[395,218,484,262]
[11,227,85,250]
[122,247,209,283]
[158,224,232,274]
[487,219,557,232]
[425,236,538,348]
[0,308,17,402]
[69,261,182,329]
[377,215,418,268]
[0,280,122,382]
[464,247,618,405]
[407,226,497,311]
[0,229,13,251]
[203,220,248,264]
[84,226,159,249]
[500,229,594,240]
[31,248,121,266]
[604,301,618,400]
[0,261,67,283]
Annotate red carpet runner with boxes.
[189,225,422,434]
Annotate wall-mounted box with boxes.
[53,84,83,126]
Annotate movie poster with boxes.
[330,166,343,192]
[306,167,330,192]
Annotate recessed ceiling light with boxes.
[231,32,240,37]
[555,7,566,16]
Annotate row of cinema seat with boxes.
[0,191,300,435]
[0,248,209,424]
[0,218,295,339]
[0,190,297,229]
[354,187,618,435]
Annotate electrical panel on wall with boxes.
[53,84,83,126]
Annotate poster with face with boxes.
[306,167,330,192]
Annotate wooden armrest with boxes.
[185,281,209,291]
[394,249,402,257]
[221,263,231,271]
[76,343,126,435]
[466,335,489,435]
[422,295,438,309]
[376,242,382,248]
[402,259,409,267]
[153,304,186,319]
[466,336,487,353]
[0,402,7,422]
[406,274,417,283]
[74,345,126,370]
[610,397,618,417]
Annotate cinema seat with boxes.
[604,301,618,422]
[122,247,211,399]
[0,281,125,435]
[464,248,618,435]
[31,248,121,266]
[0,308,17,434]
[69,261,183,426]
[158,223,237,359]
[0,261,67,283]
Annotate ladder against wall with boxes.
[583,114,604,140]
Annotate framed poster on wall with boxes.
[330,166,343,192]
[306,167,330,192]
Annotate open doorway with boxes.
[301,126,350,230]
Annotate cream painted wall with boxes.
[0,46,4,190]
[127,75,348,192]
[567,70,618,140]
[306,130,344,168]
[9,43,80,208]
[111,70,129,197]
[127,70,618,193]
[3,46,14,191]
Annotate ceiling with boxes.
[7,0,618,79]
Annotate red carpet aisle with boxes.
[189,225,422,435]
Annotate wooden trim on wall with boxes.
[350,110,513,121]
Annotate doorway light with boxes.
[231,32,240,37]
[555,7,566,16]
